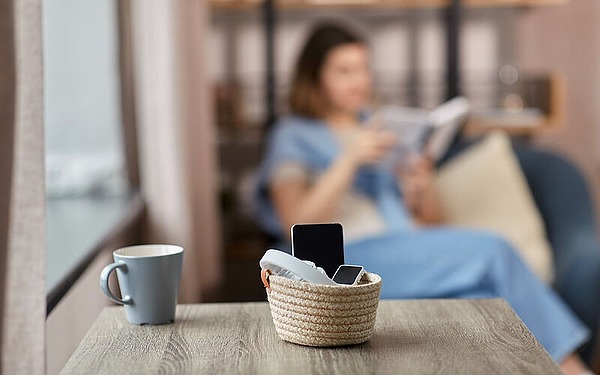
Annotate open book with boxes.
[373,96,471,165]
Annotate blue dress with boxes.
[252,115,589,361]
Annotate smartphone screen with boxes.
[291,223,344,278]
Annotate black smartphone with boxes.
[291,223,344,278]
[332,265,365,285]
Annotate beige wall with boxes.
[517,1,600,216]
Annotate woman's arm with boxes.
[270,155,357,233]
[270,127,395,235]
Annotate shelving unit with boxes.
[209,0,568,301]
[465,71,565,135]
[211,0,567,134]
[211,0,566,10]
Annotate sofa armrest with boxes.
[514,145,600,360]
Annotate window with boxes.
[43,0,132,307]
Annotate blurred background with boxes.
[26,0,600,373]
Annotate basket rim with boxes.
[266,271,381,291]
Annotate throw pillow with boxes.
[435,131,554,282]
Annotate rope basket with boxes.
[261,270,382,347]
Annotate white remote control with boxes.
[259,249,337,286]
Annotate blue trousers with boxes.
[345,228,590,362]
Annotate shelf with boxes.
[210,0,566,10]
[464,72,565,136]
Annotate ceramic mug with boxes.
[100,244,183,325]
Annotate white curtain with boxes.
[1,0,46,373]
[130,0,222,303]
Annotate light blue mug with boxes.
[100,244,183,325]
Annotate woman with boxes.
[253,22,592,374]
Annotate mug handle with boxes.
[99,263,133,305]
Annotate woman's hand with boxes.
[339,126,396,168]
[397,155,444,225]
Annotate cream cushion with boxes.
[435,131,554,282]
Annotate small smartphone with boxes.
[332,265,365,285]
[291,223,344,278]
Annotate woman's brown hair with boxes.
[289,22,365,119]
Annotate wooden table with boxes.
[61,299,562,374]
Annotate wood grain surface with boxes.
[60,299,563,374]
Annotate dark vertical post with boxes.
[264,0,276,129]
[117,0,140,191]
[407,15,419,107]
[445,0,461,100]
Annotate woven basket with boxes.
[261,270,382,347]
